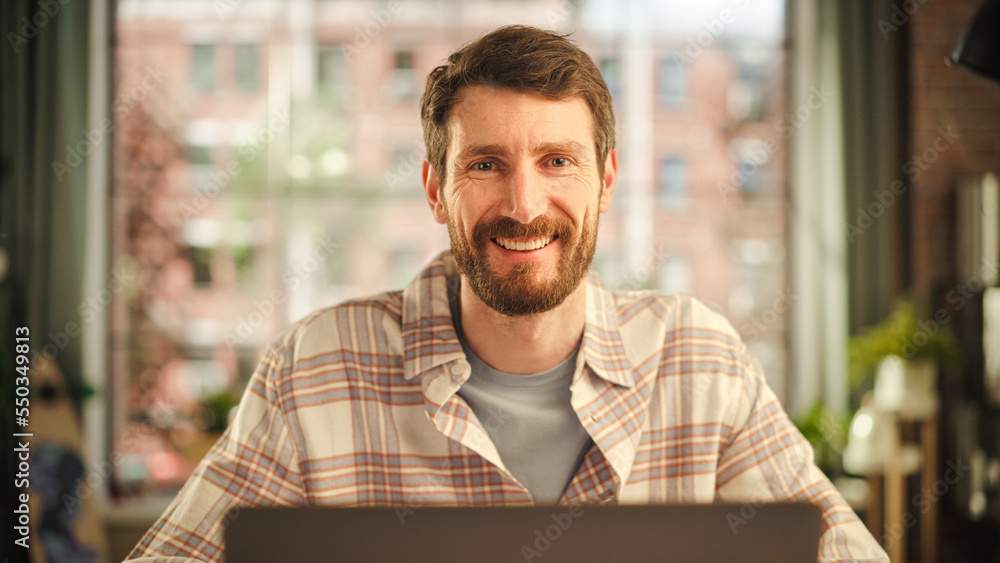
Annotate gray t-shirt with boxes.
[448,277,593,504]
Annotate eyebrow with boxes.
[454,141,591,164]
[455,144,511,163]
[535,141,591,158]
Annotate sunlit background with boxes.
[6,0,1000,561]
[110,0,789,493]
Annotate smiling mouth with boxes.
[491,235,557,251]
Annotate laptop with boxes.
[224,502,820,562]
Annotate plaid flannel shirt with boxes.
[128,251,888,562]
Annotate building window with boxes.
[191,44,215,92]
[391,49,417,102]
[234,44,259,92]
[187,144,213,166]
[737,159,762,194]
[318,46,350,101]
[728,65,768,122]
[180,356,230,400]
[189,246,214,286]
[183,219,221,286]
[600,57,621,102]
[658,56,686,108]
[113,0,790,497]
[186,144,215,193]
[658,156,689,210]
[236,250,256,288]
[726,138,773,195]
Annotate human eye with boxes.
[549,157,570,167]
[473,161,494,171]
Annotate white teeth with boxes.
[494,236,554,251]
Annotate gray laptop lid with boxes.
[224,503,821,562]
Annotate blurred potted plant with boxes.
[848,301,960,418]
[180,389,242,463]
[795,301,959,474]
[200,389,241,434]
[794,401,849,476]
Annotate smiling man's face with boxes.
[423,85,617,316]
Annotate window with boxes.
[318,46,350,101]
[232,244,256,286]
[189,246,214,286]
[183,219,221,286]
[391,49,417,101]
[387,145,421,193]
[186,144,215,192]
[738,160,764,194]
[727,138,773,195]
[187,144,213,166]
[658,156,689,210]
[658,55,686,108]
[234,44,259,92]
[728,65,769,122]
[600,57,621,102]
[728,239,787,392]
[191,44,215,92]
[180,356,229,399]
[114,0,789,496]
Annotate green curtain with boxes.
[839,0,912,330]
[2,0,93,560]
[786,0,910,415]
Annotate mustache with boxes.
[472,216,574,245]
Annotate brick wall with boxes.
[909,2,1000,558]
[909,0,1000,308]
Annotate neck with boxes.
[458,278,587,374]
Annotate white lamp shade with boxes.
[843,405,899,475]
[874,356,938,419]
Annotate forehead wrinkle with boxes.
[455,140,590,164]
[447,88,597,165]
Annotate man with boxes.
[129,25,888,562]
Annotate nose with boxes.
[500,165,547,224]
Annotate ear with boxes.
[598,150,617,213]
[423,161,448,224]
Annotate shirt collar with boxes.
[401,251,465,382]
[401,251,638,389]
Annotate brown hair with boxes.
[420,25,615,184]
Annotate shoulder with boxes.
[608,289,747,353]
[265,289,405,363]
[241,290,409,424]
[602,289,758,392]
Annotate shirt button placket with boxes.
[450,361,466,385]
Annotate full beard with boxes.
[448,214,597,317]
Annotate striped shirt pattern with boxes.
[128,251,888,562]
